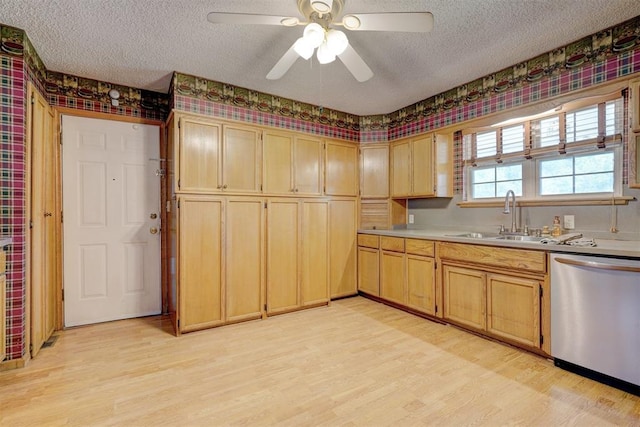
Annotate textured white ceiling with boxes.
[2,0,638,115]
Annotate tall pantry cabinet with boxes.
[167,112,358,334]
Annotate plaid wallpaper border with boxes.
[1,55,26,361]
[174,94,360,142]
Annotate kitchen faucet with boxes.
[503,190,517,233]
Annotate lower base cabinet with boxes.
[442,265,486,331]
[380,250,405,305]
[357,246,380,296]
[329,199,357,299]
[406,254,436,316]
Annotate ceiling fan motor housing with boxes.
[298,0,344,24]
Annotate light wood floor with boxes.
[1,297,639,426]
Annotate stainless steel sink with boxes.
[493,235,544,242]
[447,232,499,239]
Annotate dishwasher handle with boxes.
[554,257,640,273]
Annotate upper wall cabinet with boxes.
[391,133,452,199]
[360,143,389,198]
[174,115,262,194]
[263,129,323,196]
[325,139,359,197]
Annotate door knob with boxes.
[150,227,158,234]
[150,213,157,219]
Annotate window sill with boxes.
[457,196,635,208]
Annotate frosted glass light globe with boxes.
[303,23,325,48]
[326,29,348,55]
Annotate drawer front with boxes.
[380,236,405,252]
[437,242,546,273]
[405,239,434,257]
[0,251,5,274]
[357,234,379,249]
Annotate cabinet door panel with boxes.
[294,136,323,195]
[263,131,294,194]
[360,145,389,198]
[443,265,485,330]
[487,274,540,347]
[226,198,264,322]
[380,251,405,305]
[179,119,220,192]
[329,200,357,298]
[223,125,262,193]
[407,255,435,315]
[325,141,358,196]
[179,197,223,331]
[266,200,299,313]
[411,136,434,196]
[357,247,379,296]
[391,141,411,198]
[301,201,329,305]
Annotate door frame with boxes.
[52,108,167,331]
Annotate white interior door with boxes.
[62,116,161,327]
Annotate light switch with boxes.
[564,215,575,229]
[408,214,415,224]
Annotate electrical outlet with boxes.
[408,214,415,224]
[564,215,575,230]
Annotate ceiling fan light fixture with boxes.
[293,37,314,60]
[342,14,361,30]
[310,0,333,14]
[317,42,336,64]
[303,22,325,48]
[326,29,348,55]
[280,17,300,27]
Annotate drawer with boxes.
[357,234,379,249]
[437,242,546,274]
[0,251,5,274]
[380,236,405,252]
[406,239,434,257]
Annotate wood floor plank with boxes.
[1,297,639,426]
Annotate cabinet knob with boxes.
[223,184,228,189]
[150,227,158,235]
[44,212,52,217]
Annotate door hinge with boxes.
[434,261,437,270]
[435,304,438,313]
[260,184,263,192]
[59,131,63,145]
[540,335,544,345]
[264,303,267,311]
[177,200,180,209]
[60,211,63,223]
[30,93,35,105]
[264,202,267,208]
[62,289,64,301]
[177,119,181,129]
[29,220,33,229]
[177,319,180,327]
[539,284,543,297]
[178,179,181,189]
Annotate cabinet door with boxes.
[263,130,294,194]
[325,140,358,196]
[406,255,436,315]
[222,125,262,193]
[360,145,389,198]
[294,136,323,195]
[179,118,221,192]
[391,141,411,198]
[411,136,434,196]
[226,198,264,322]
[266,200,299,313]
[487,274,541,348]
[329,199,357,298]
[380,250,406,305]
[357,247,379,296]
[301,201,329,306]
[0,273,5,361]
[179,197,223,332]
[442,265,486,330]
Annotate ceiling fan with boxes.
[207,0,433,82]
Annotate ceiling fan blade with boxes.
[207,12,300,26]
[337,44,373,82]
[341,12,433,32]
[266,44,300,80]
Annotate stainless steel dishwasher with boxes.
[550,253,640,395]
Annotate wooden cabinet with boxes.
[325,139,358,196]
[357,234,380,296]
[357,234,437,315]
[0,250,6,362]
[177,196,264,332]
[390,133,453,199]
[442,265,486,330]
[178,196,224,331]
[263,130,323,196]
[175,115,261,194]
[360,144,389,198]
[630,132,640,189]
[225,198,265,323]
[266,199,329,314]
[328,199,357,298]
[438,242,547,353]
[392,135,432,198]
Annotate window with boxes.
[463,94,624,201]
